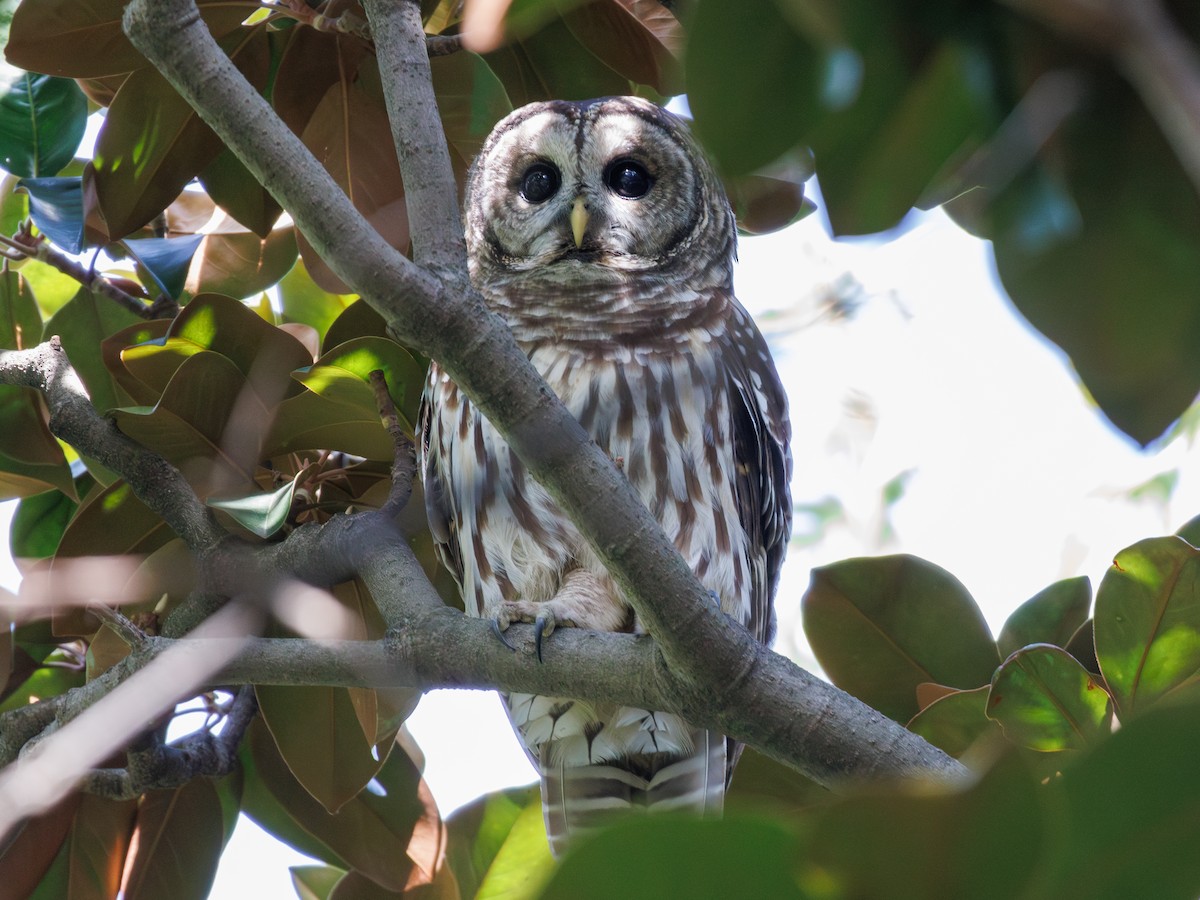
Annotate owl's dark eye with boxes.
[519,162,561,203]
[604,159,653,199]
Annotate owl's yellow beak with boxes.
[570,197,588,248]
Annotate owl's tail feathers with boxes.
[539,728,726,858]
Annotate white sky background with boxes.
[3,190,1197,898]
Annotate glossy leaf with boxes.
[987,644,1112,751]
[44,286,144,412]
[483,17,631,110]
[814,40,993,235]
[1036,696,1200,899]
[997,576,1091,658]
[685,0,818,176]
[562,0,682,95]
[295,337,428,433]
[322,299,390,351]
[4,0,253,78]
[184,227,298,301]
[112,351,264,493]
[292,865,347,900]
[99,319,173,407]
[296,75,408,293]
[445,786,550,900]
[18,176,83,252]
[256,683,385,815]
[806,754,1045,900]
[246,720,436,892]
[90,26,269,240]
[430,49,513,168]
[208,471,301,539]
[0,267,42,350]
[265,391,395,462]
[278,258,355,341]
[540,816,803,900]
[197,146,282,237]
[0,385,74,499]
[984,73,1200,444]
[906,685,999,758]
[119,234,205,301]
[0,795,79,897]
[118,293,312,404]
[63,793,139,899]
[802,554,999,722]
[122,781,227,900]
[0,73,87,177]
[1094,536,1200,716]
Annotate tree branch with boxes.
[0,339,223,552]
[363,0,469,276]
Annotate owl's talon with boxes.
[533,611,557,663]
[490,618,517,652]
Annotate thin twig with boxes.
[370,369,417,517]
[0,228,179,320]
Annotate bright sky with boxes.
[3,193,1196,898]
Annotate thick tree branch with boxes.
[1003,0,1200,198]
[116,0,966,788]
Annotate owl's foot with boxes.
[495,600,562,662]
[493,570,628,663]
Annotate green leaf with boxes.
[265,392,396,461]
[1094,536,1200,716]
[18,176,83,252]
[906,685,999,758]
[802,554,1000,722]
[11,489,79,561]
[984,77,1200,444]
[1036,696,1200,899]
[294,337,428,433]
[207,472,301,539]
[322,299,389,351]
[0,267,42,349]
[122,781,226,900]
[198,146,283,238]
[0,73,87,177]
[44,286,144,412]
[814,40,993,235]
[997,576,1091,658]
[278,258,355,342]
[540,816,804,900]
[291,865,347,900]
[112,351,263,493]
[724,746,829,819]
[685,0,818,176]
[987,644,1112,751]
[807,754,1045,900]
[90,26,269,240]
[119,234,205,300]
[446,786,552,900]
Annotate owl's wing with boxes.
[417,374,465,592]
[722,299,793,648]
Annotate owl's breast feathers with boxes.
[418,287,791,852]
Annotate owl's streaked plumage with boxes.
[419,96,791,855]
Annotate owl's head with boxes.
[464,96,735,296]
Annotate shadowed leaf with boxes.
[802,554,999,722]
[998,576,1091,658]
[907,685,999,758]
[18,176,83,252]
[122,781,226,900]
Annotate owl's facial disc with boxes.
[466,97,733,291]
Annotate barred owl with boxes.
[419,96,791,855]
